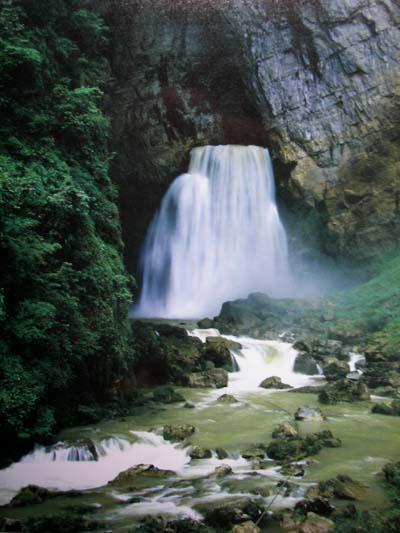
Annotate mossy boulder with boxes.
[371,400,400,415]
[189,446,212,459]
[294,352,319,375]
[259,376,292,389]
[316,475,366,501]
[294,406,325,422]
[217,394,238,403]
[188,369,228,388]
[271,423,299,439]
[318,379,370,404]
[241,445,268,459]
[213,464,233,478]
[8,485,83,507]
[267,429,341,462]
[321,358,350,381]
[163,424,196,441]
[109,464,174,486]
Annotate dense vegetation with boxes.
[0,0,135,460]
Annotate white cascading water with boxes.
[135,145,292,318]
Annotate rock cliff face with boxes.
[94,0,400,270]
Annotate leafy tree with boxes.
[0,0,134,460]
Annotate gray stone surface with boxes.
[94,0,400,266]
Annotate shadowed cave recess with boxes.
[94,0,400,295]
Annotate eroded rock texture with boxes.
[94,0,400,268]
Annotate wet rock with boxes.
[259,376,292,389]
[8,485,83,507]
[371,400,400,416]
[321,358,350,381]
[204,337,234,370]
[184,402,196,409]
[109,464,175,486]
[272,423,299,439]
[293,340,312,353]
[280,463,305,477]
[267,429,341,462]
[214,464,233,478]
[217,394,238,403]
[317,475,367,500]
[383,461,400,483]
[294,352,319,375]
[190,446,212,459]
[203,499,265,529]
[295,498,335,517]
[163,424,196,441]
[241,445,268,459]
[318,379,370,404]
[231,521,260,533]
[188,368,228,388]
[301,512,334,533]
[295,406,325,422]
[216,447,229,459]
[197,318,213,329]
[152,385,185,403]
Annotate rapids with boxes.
[0,329,399,532]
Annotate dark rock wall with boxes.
[94,0,400,271]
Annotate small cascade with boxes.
[189,329,323,392]
[135,145,292,318]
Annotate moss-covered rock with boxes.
[371,400,400,416]
[163,424,196,441]
[188,369,228,388]
[321,359,350,381]
[259,376,292,389]
[267,429,341,462]
[108,464,175,486]
[189,446,212,459]
[316,475,367,500]
[318,379,370,404]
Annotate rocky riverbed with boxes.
[0,325,399,532]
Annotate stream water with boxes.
[1,329,399,531]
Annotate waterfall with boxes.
[135,145,291,318]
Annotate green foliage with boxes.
[0,0,133,456]
[332,250,400,354]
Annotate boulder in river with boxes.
[216,447,229,459]
[163,424,196,441]
[316,475,367,500]
[267,429,341,462]
[188,368,228,388]
[189,446,212,459]
[321,358,350,381]
[371,400,400,416]
[241,445,268,459]
[259,376,292,389]
[318,379,370,404]
[202,498,265,529]
[217,394,238,403]
[8,485,84,507]
[197,318,213,329]
[271,423,299,439]
[294,406,325,422]
[109,464,175,486]
[214,464,233,478]
[295,498,335,517]
[294,352,319,375]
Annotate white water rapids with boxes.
[0,331,321,505]
[135,145,292,318]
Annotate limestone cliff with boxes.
[94,0,400,268]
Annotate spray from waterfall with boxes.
[135,145,292,318]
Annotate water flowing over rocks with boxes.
[94,0,400,267]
